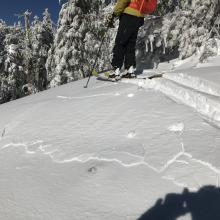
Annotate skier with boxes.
[106,0,157,80]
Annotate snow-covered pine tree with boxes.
[0,20,9,103]
[0,20,7,83]
[31,9,54,91]
[157,0,180,15]
[96,2,118,71]
[22,10,36,93]
[47,0,104,87]
[136,0,220,68]
[177,0,220,59]
[31,16,42,90]
[1,23,26,103]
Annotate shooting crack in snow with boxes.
[1,140,220,190]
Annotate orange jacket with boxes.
[114,0,144,17]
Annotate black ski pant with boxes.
[112,13,144,70]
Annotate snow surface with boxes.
[1,56,220,219]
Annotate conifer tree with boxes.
[47,0,102,87]
[31,9,54,91]
[1,24,26,103]
[22,10,36,93]
[0,20,7,82]
[136,0,220,68]
[0,20,9,103]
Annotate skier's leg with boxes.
[124,17,144,71]
[111,14,134,70]
[124,33,137,70]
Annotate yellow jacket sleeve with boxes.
[114,0,131,16]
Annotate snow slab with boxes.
[134,55,220,128]
[166,54,220,94]
[0,75,220,219]
[168,65,220,97]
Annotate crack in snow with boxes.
[1,142,26,150]
[2,140,220,190]
[162,176,190,189]
[190,158,220,174]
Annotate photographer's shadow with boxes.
[138,185,220,220]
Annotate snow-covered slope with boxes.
[0,56,220,219]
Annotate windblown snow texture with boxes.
[1,54,220,219]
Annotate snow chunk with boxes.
[167,123,184,133]
[127,93,134,98]
[127,130,136,139]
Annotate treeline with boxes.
[0,9,53,103]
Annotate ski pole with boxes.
[84,27,109,88]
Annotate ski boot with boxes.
[108,68,121,81]
[121,66,137,79]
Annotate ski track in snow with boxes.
[56,91,135,100]
[1,140,220,191]
[57,91,136,100]
[57,93,120,100]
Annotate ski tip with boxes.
[104,72,109,77]
[148,73,164,80]
[92,69,99,77]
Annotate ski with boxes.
[148,73,164,79]
[92,68,114,77]
[134,73,164,80]
[96,72,164,82]
[96,74,121,82]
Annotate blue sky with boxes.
[0,0,65,25]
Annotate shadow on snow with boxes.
[138,185,220,220]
